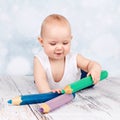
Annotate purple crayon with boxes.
[39,93,75,113]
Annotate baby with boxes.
[34,14,101,93]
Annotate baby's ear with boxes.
[38,36,44,46]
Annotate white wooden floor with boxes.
[0,75,120,120]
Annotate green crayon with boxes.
[61,70,108,94]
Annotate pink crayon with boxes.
[39,93,75,113]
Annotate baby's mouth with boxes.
[56,53,62,55]
[55,52,63,56]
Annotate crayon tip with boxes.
[39,108,44,113]
[8,100,12,104]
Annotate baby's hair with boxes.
[40,14,70,37]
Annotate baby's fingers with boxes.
[51,89,62,93]
[92,73,100,84]
[87,71,100,84]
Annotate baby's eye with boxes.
[50,43,56,46]
[63,42,69,45]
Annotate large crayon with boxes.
[61,70,108,94]
[8,92,62,105]
[39,93,75,114]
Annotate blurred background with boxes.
[0,0,120,77]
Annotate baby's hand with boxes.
[51,88,62,94]
[87,63,101,84]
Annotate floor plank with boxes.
[0,76,120,120]
[10,75,52,120]
[0,76,40,120]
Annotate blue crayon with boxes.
[8,92,62,105]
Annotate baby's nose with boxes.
[56,44,63,50]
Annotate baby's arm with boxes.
[77,54,101,84]
[34,57,51,93]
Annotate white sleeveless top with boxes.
[35,50,81,89]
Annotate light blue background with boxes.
[0,0,120,77]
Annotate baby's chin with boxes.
[49,55,65,61]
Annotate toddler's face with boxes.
[41,23,72,60]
